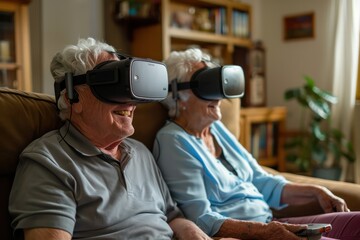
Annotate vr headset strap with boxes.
[168,81,192,92]
[168,67,206,93]
[57,74,87,92]
[54,73,88,106]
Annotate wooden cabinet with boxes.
[239,107,287,171]
[115,0,252,64]
[240,41,266,107]
[0,1,31,91]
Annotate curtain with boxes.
[330,0,360,182]
[355,104,360,183]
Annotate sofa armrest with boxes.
[262,166,360,217]
[280,171,360,211]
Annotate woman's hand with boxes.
[315,186,350,212]
[215,219,307,240]
[281,183,350,213]
[256,221,308,240]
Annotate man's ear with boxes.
[72,101,83,114]
[65,72,79,104]
[64,92,82,113]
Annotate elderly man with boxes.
[8,38,212,240]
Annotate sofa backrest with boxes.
[0,88,63,239]
[132,99,240,150]
[0,87,240,239]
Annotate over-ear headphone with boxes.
[64,72,79,104]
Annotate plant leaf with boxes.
[311,122,326,140]
[311,85,338,104]
[311,144,327,164]
[284,88,301,100]
[305,95,331,119]
[304,76,315,88]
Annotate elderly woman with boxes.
[153,48,360,240]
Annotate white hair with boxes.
[50,37,116,120]
[162,48,212,118]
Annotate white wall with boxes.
[41,0,104,94]
[259,0,335,130]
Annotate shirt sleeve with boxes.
[9,151,77,235]
[246,153,289,209]
[153,128,227,236]
[147,147,184,222]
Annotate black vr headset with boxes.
[169,65,245,101]
[54,57,169,105]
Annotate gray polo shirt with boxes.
[9,122,182,239]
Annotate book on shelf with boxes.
[232,10,249,38]
[251,123,277,160]
[266,122,274,158]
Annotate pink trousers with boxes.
[277,211,360,240]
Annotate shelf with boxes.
[239,107,287,171]
[169,28,252,47]
[120,0,252,64]
[0,63,18,70]
[170,0,251,11]
[116,16,159,27]
[0,1,32,91]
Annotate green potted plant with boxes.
[284,76,355,180]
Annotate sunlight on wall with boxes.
[357,49,360,99]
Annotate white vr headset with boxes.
[169,65,245,101]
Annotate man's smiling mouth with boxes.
[113,110,131,117]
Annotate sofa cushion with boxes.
[0,88,63,239]
[131,98,240,150]
[0,88,63,175]
[220,98,240,140]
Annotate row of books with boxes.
[170,7,250,38]
[213,8,227,35]
[250,123,279,160]
[232,10,250,38]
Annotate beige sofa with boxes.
[1,87,360,239]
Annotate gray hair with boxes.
[162,48,212,118]
[50,37,116,120]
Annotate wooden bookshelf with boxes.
[239,107,287,171]
[0,1,32,91]
[114,0,252,65]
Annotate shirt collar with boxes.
[59,121,102,157]
[59,121,135,159]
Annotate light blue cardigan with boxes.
[153,120,288,236]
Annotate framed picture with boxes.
[283,12,315,40]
